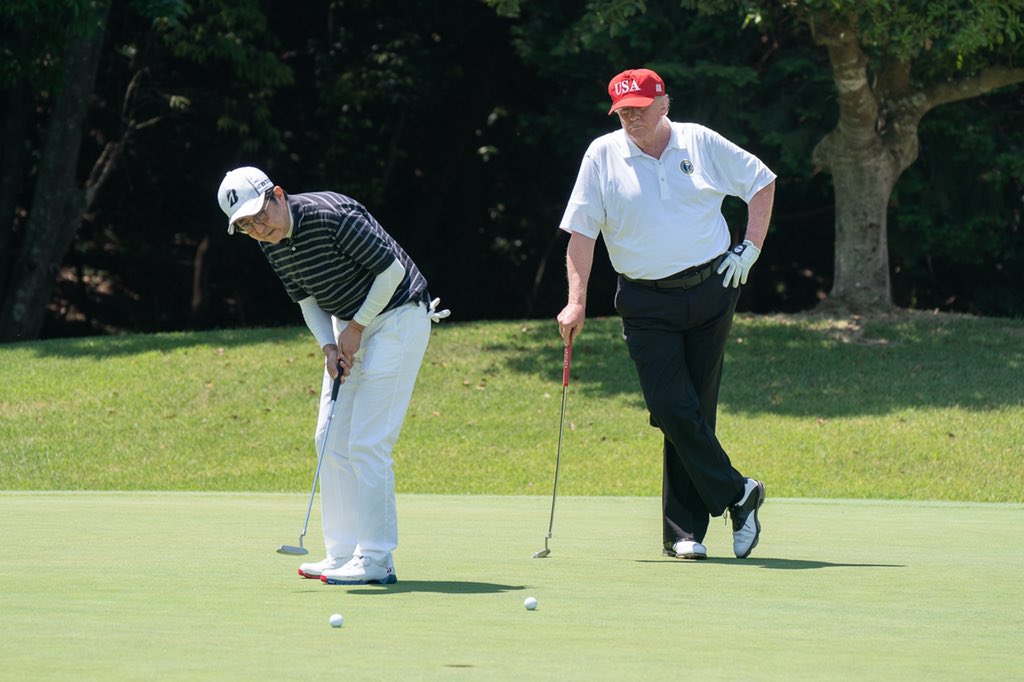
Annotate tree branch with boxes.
[808,10,880,141]
[923,66,1024,113]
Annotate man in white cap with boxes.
[217,167,448,585]
[556,68,776,561]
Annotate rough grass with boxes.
[0,312,1021,501]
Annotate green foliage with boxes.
[0,0,187,88]
[7,0,1022,341]
[673,0,1024,314]
[889,88,1024,315]
[853,0,1024,77]
[156,0,292,152]
[127,0,188,19]
[0,0,99,88]
[689,0,1024,77]
[486,0,837,312]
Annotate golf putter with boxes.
[533,340,572,558]
[277,367,343,555]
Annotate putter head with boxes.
[276,544,309,556]
[532,548,551,559]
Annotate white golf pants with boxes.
[316,300,431,562]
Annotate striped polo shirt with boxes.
[259,192,427,320]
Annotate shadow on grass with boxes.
[20,313,1024,418]
[491,315,1024,417]
[720,557,905,570]
[639,557,905,569]
[17,327,305,359]
[342,580,526,595]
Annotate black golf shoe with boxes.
[730,478,765,558]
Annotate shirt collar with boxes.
[285,199,295,239]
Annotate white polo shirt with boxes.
[560,119,776,280]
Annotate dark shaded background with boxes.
[4,0,1020,339]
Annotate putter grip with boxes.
[331,371,342,400]
[562,342,572,387]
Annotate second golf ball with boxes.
[524,597,538,611]
[329,613,344,628]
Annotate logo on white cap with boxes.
[217,166,273,235]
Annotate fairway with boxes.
[1,493,1021,680]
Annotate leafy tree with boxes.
[0,0,114,341]
[0,0,291,340]
[262,0,544,321]
[490,0,1024,312]
[5,0,1020,339]
[485,0,836,315]
[889,87,1024,314]
[684,0,1024,310]
[1,0,93,295]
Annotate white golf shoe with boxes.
[665,539,708,560]
[320,555,397,585]
[297,556,348,579]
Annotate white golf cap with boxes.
[217,166,274,234]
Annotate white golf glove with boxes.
[427,297,451,323]
[717,240,761,288]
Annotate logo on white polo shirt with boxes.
[680,159,694,175]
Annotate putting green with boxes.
[0,493,1020,680]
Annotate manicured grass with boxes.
[3,313,1020,679]
[1,492,1021,680]
[1,313,1022,501]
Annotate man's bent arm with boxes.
[744,180,775,249]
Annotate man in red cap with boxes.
[556,68,777,561]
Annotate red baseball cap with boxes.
[607,68,666,114]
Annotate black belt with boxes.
[622,254,725,290]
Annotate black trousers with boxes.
[614,271,745,546]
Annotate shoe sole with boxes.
[734,482,766,559]
[662,549,707,561]
[298,570,321,579]
[320,574,397,586]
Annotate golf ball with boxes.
[524,597,538,611]
[329,613,344,628]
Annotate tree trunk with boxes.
[811,19,900,311]
[816,134,899,309]
[190,235,212,328]
[0,81,31,301]
[0,0,112,342]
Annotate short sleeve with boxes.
[700,127,776,203]
[559,151,606,238]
